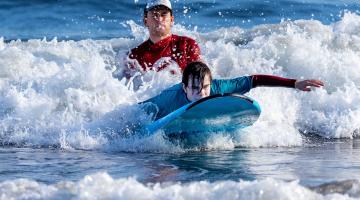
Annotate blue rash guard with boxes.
[142,76,253,120]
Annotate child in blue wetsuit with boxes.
[142,61,324,120]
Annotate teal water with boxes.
[1,138,360,187]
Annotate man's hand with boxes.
[123,58,144,79]
[295,79,324,91]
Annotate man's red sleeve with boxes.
[251,75,296,88]
[187,39,201,62]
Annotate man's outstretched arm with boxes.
[251,75,324,91]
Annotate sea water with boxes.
[1,0,360,199]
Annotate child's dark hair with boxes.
[182,62,212,90]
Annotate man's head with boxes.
[182,62,213,102]
[144,0,174,40]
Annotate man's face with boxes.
[183,74,211,102]
[144,7,174,37]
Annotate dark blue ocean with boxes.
[1,0,360,40]
[1,0,360,199]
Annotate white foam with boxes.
[196,12,360,144]
[1,12,360,150]
[0,172,355,200]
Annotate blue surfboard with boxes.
[146,93,261,137]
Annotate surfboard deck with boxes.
[146,93,261,138]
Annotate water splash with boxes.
[1,12,360,151]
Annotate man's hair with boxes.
[182,61,212,89]
[144,5,173,18]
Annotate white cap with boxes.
[146,0,172,11]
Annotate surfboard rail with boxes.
[146,93,261,135]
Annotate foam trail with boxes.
[0,172,357,200]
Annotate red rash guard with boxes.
[252,75,296,88]
[128,34,201,72]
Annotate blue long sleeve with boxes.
[141,84,190,120]
[210,76,253,95]
[141,76,253,120]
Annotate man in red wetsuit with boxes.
[124,0,201,78]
